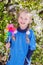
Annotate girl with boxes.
[5,9,36,65]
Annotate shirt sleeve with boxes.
[26,49,34,59]
[25,30,36,63]
[29,30,36,50]
[24,49,33,65]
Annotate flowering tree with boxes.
[0,0,43,65]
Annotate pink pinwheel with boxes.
[6,24,17,35]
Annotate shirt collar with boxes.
[17,27,29,33]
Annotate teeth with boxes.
[21,22,25,24]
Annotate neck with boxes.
[19,25,29,30]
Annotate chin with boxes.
[20,26,27,30]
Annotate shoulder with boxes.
[30,29,36,40]
[30,29,34,33]
[29,29,35,36]
[26,29,34,35]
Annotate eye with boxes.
[20,17,23,19]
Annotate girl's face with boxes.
[18,12,32,30]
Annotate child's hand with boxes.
[1,56,7,62]
[5,42,10,50]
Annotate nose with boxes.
[22,18,25,23]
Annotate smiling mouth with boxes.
[20,22,25,24]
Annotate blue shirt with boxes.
[6,27,36,65]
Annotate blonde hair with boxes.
[18,9,32,18]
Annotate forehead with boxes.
[19,12,31,18]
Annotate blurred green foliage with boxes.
[0,0,43,65]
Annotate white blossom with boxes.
[34,25,42,34]
[31,10,43,35]
[19,4,23,9]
